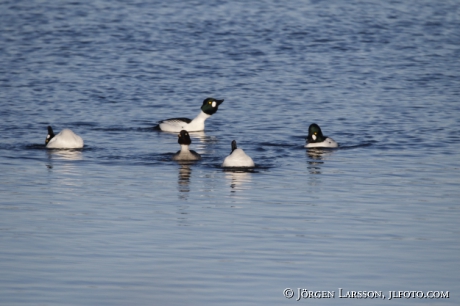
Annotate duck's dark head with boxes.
[201,97,224,115]
[231,140,237,153]
[45,126,55,144]
[307,123,326,143]
[178,130,192,145]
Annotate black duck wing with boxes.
[158,117,192,124]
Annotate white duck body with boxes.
[159,111,210,133]
[46,128,84,149]
[305,137,338,148]
[173,144,201,161]
[222,140,255,168]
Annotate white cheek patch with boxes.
[212,101,216,107]
[312,134,317,141]
[47,135,50,139]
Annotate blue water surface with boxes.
[1,0,459,305]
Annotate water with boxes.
[1,0,460,305]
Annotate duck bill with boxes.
[216,99,224,105]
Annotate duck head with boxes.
[178,130,192,145]
[45,126,55,144]
[201,97,224,115]
[307,123,326,143]
[231,140,237,153]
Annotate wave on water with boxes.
[333,141,376,150]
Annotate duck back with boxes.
[46,129,84,149]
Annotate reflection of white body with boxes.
[222,140,254,167]
[47,129,84,149]
[226,171,252,190]
[305,137,338,148]
[47,150,83,161]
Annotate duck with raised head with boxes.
[222,140,255,167]
[45,126,84,149]
[157,97,224,132]
[305,123,338,148]
[172,130,201,161]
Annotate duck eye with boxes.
[208,101,211,104]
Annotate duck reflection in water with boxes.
[176,162,193,200]
[306,148,335,175]
[188,131,219,157]
[223,169,253,192]
[188,131,215,143]
[46,149,83,161]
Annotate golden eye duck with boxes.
[172,130,201,161]
[305,123,338,148]
[45,126,84,149]
[222,140,255,168]
[156,97,224,132]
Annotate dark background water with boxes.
[1,0,459,305]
